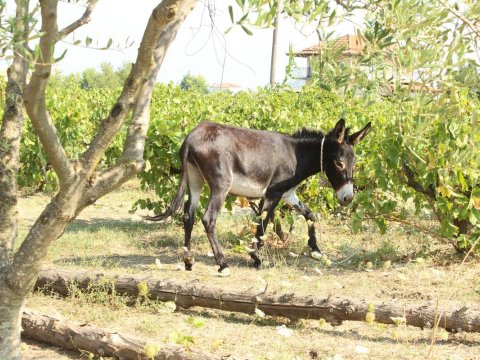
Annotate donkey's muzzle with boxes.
[336,183,354,206]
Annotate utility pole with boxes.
[270,0,284,85]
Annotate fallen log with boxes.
[35,267,480,333]
[22,308,222,360]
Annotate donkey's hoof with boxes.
[217,266,230,277]
[311,251,323,260]
[253,258,262,269]
[183,248,195,271]
[184,258,194,271]
[249,253,262,268]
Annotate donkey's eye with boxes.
[335,160,345,170]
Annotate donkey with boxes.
[147,119,371,274]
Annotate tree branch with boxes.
[122,0,195,162]
[79,0,182,177]
[437,0,480,39]
[23,0,74,185]
[78,0,197,211]
[76,160,144,214]
[334,0,368,11]
[401,164,436,199]
[58,0,97,39]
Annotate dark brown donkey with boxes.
[147,119,371,274]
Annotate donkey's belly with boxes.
[229,177,267,198]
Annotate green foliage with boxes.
[7,67,478,250]
[4,1,479,253]
[281,0,480,251]
[456,63,480,100]
[357,90,480,251]
[0,1,41,62]
[11,74,122,192]
[135,82,382,217]
[138,78,480,251]
[80,62,131,90]
[179,72,209,94]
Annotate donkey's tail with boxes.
[145,143,189,222]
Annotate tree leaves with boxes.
[228,5,234,22]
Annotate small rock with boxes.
[255,308,266,318]
[354,345,370,354]
[276,325,293,337]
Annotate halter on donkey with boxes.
[147,119,371,274]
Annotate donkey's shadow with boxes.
[54,252,254,271]
[60,217,352,272]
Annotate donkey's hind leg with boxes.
[183,163,204,271]
[252,196,281,268]
[202,187,229,273]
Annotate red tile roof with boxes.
[293,34,365,58]
[210,82,241,89]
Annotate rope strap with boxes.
[320,137,325,173]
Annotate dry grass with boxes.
[19,182,480,359]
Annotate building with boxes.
[292,34,366,80]
[208,82,243,94]
[289,34,436,95]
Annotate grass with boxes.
[19,181,480,359]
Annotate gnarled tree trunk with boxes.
[0,1,196,358]
[0,1,31,357]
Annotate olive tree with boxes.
[0,0,196,358]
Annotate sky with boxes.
[5,0,359,89]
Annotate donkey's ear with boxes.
[333,118,347,143]
[349,122,371,145]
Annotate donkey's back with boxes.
[184,121,292,198]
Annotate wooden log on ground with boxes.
[35,267,480,333]
[21,308,222,360]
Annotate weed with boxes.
[169,330,195,348]
[185,316,205,328]
[144,343,161,359]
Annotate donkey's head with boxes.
[324,119,371,206]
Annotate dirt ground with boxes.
[22,339,81,360]
[18,183,480,359]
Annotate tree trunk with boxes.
[0,1,197,358]
[0,2,30,358]
[35,267,480,333]
[21,308,222,360]
[0,279,25,360]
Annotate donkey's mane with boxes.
[292,126,352,141]
[292,128,324,138]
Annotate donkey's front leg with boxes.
[293,200,322,259]
[282,190,322,259]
